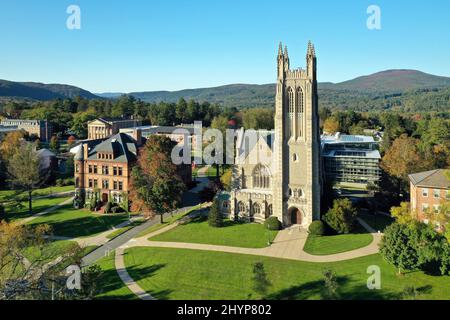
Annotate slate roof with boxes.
[75,133,142,163]
[408,169,450,189]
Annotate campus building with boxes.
[409,169,450,225]
[74,132,192,208]
[87,117,141,140]
[228,42,322,227]
[321,133,381,188]
[0,118,52,141]
[119,123,199,150]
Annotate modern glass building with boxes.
[321,133,381,187]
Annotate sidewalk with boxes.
[128,217,382,263]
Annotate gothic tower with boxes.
[272,41,321,227]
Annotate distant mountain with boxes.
[95,92,125,99]
[334,70,450,92]
[0,80,99,100]
[127,69,450,109]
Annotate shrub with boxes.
[309,220,325,236]
[264,216,281,231]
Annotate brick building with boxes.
[409,169,450,224]
[74,132,192,209]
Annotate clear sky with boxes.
[0,0,449,93]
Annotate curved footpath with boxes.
[114,216,382,299]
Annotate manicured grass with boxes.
[135,205,202,238]
[23,241,98,265]
[124,247,450,300]
[303,224,374,255]
[359,213,394,232]
[0,185,74,202]
[27,204,129,238]
[95,253,138,300]
[150,216,278,248]
[5,196,72,221]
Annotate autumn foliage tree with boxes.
[129,135,185,223]
[323,117,340,134]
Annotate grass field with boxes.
[135,205,202,238]
[95,253,138,300]
[303,223,374,255]
[359,213,395,232]
[149,216,278,248]
[27,204,129,238]
[0,185,74,202]
[123,247,450,300]
[5,196,72,221]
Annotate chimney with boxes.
[132,129,142,146]
[83,143,89,160]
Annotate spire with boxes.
[307,40,315,57]
[284,45,289,58]
[278,42,283,56]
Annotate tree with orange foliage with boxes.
[323,117,340,134]
[129,135,185,223]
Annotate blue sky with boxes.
[0,0,449,93]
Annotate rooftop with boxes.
[322,149,381,159]
[321,133,376,145]
[409,169,450,189]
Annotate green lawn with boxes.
[303,224,374,255]
[359,213,395,232]
[135,205,202,238]
[27,204,129,238]
[0,185,74,202]
[123,247,450,300]
[5,196,72,221]
[95,253,138,300]
[149,216,278,248]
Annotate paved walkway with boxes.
[19,197,74,224]
[129,223,382,263]
[115,247,155,300]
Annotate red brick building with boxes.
[409,169,450,225]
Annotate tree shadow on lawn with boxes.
[124,261,173,300]
[30,215,128,238]
[266,276,402,300]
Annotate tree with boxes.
[379,222,421,274]
[391,202,416,225]
[323,117,340,134]
[242,108,274,130]
[0,130,25,165]
[323,198,357,234]
[129,135,185,223]
[381,134,424,192]
[220,168,232,191]
[0,221,100,300]
[208,199,223,227]
[6,143,48,215]
[0,205,6,222]
[252,262,271,298]
[322,269,339,300]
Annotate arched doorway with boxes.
[289,207,302,225]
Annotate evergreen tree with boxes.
[208,199,223,227]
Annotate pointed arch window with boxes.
[286,87,294,138]
[296,87,304,137]
[252,165,270,189]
